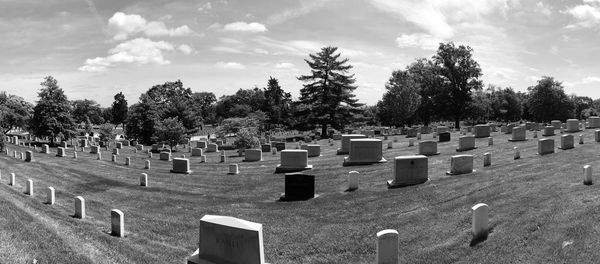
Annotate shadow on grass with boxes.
[344,187,358,192]
[470,227,494,247]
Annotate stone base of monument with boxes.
[342,157,387,166]
[456,146,477,152]
[274,164,313,173]
[187,248,272,264]
[169,169,192,174]
[335,149,348,155]
[387,178,428,188]
[507,138,527,142]
[417,152,440,156]
[446,169,476,175]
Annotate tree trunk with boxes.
[455,118,460,130]
[321,123,328,138]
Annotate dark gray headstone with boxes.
[439,132,451,142]
[281,173,314,201]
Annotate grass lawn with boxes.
[1,128,600,263]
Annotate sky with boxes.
[2,0,600,107]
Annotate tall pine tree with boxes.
[31,76,76,145]
[297,46,362,137]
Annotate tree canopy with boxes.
[30,76,76,144]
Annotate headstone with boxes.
[566,119,580,132]
[196,141,208,149]
[418,141,439,156]
[160,152,171,161]
[26,179,33,196]
[74,196,85,219]
[551,120,561,129]
[538,138,555,155]
[207,143,219,153]
[116,142,123,149]
[387,155,428,188]
[187,215,265,264]
[595,130,600,142]
[559,134,574,150]
[300,144,321,157]
[271,148,277,155]
[244,149,262,162]
[220,152,227,163]
[588,116,600,128]
[408,138,414,147]
[125,157,131,166]
[191,148,203,157]
[533,130,538,138]
[145,160,151,169]
[97,152,102,160]
[337,134,367,155]
[25,150,33,162]
[584,165,593,185]
[580,134,584,144]
[406,128,417,138]
[473,124,490,138]
[111,209,124,237]
[343,139,386,166]
[387,141,393,149]
[505,124,515,134]
[508,126,526,141]
[47,187,55,205]
[488,137,493,146]
[261,144,272,153]
[472,203,489,241]
[41,144,49,154]
[136,145,144,151]
[348,171,359,191]
[483,152,491,167]
[9,173,15,186]
[200,155,206,163]
[170,158,192,174]
[112,154,117,162]
[281,173,315,201]
[376,229,399,264]
[457,135,477,151]
[514,146,520,160]
[446,155,474,175]
[13,150,17,158]
[140,173,148,186]
[416,133,421,140]
[228,164,240,175]
[543,126,555,136]
[275,150,312,173]
[113,148,119,155]
[56,147,66,157]
[437,126,449,133]
[73,151,77,159]
[438,132,451,142]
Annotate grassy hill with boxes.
[1,128,599,263]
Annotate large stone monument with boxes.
[336,134,367,155]
[457,135,477,151]
[343,139,386,166]
[170,158,192,174]
[508,126,526,141]
[418,141,439,156]
[187,215,265,264]
[280,173,315,201]
[538,138,555,155]
[275,150,313,173]
[566,119,580,133]
[559,134,574,150]
[473,124,490,138]
[387,155,428,188]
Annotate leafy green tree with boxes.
[154,117,186,150]
[216,117,260,138]
[101,106,113,124]
[469,89,492,123]
[0,92,33,134]
[98,123,115,142]
[191,92,217,124]
[376,70,421,127]
[111,92,128,128]
[527,76,573,122]
[30,76,76,144]
[233,128,261,150]
[125,95,159,144]
[297,46,363,137]
[406,58,443,125]
[72,99,103,124]
[263,77,292,128]
[489,86,522,122]
[433,42,483,128]
[215,87,267,120]
[570,95,593,119]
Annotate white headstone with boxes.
[348,171,359,190]
[9,173,15,186]
[171,158,192,174]
[343,139,386,166]
[26,179,33,196]
[145,160,150,169]
[483,152,491,167]
[75,196,85,219]
[187,215,265,264]
[538,138,555,155]
[97,152,102,160]
[47,187,55,205]
[275,150,312,173]
[140,173,148,187]
[584,165,593,185]
[514,146,520,160]
[472,203,489,240]
[376,229,399,264]
[228,164,240,175]
[387,155,428,188]
[125,157,131,166]
[580,134,584,144]
[244,149,262,162]
[111,209,124,237]
[447,155,474,175]
[408,138,414,147]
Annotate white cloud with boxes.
[198,2,212,12]
[395,33,442,50]
[550,45,559,55]
[254,48,269,54]
[275,62,295,69]
[565,4,600,28]
[177,44,194,54]
[252,36,322,56]
[536,2,552,16]
[581,76,600,84]
[223,22,267,32]
[265,0,336,24]
[214,61,246,70]
[78,38,174,72]
[369,0,513,39]
[108,12,193,40]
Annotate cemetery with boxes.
[4,3,600,262]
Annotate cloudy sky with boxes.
[2,0,600,106]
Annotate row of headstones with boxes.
[4,171,126,237]
[186,203,490,264]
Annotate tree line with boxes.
[1,42,598,147]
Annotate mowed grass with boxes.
[2,129,600,263]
